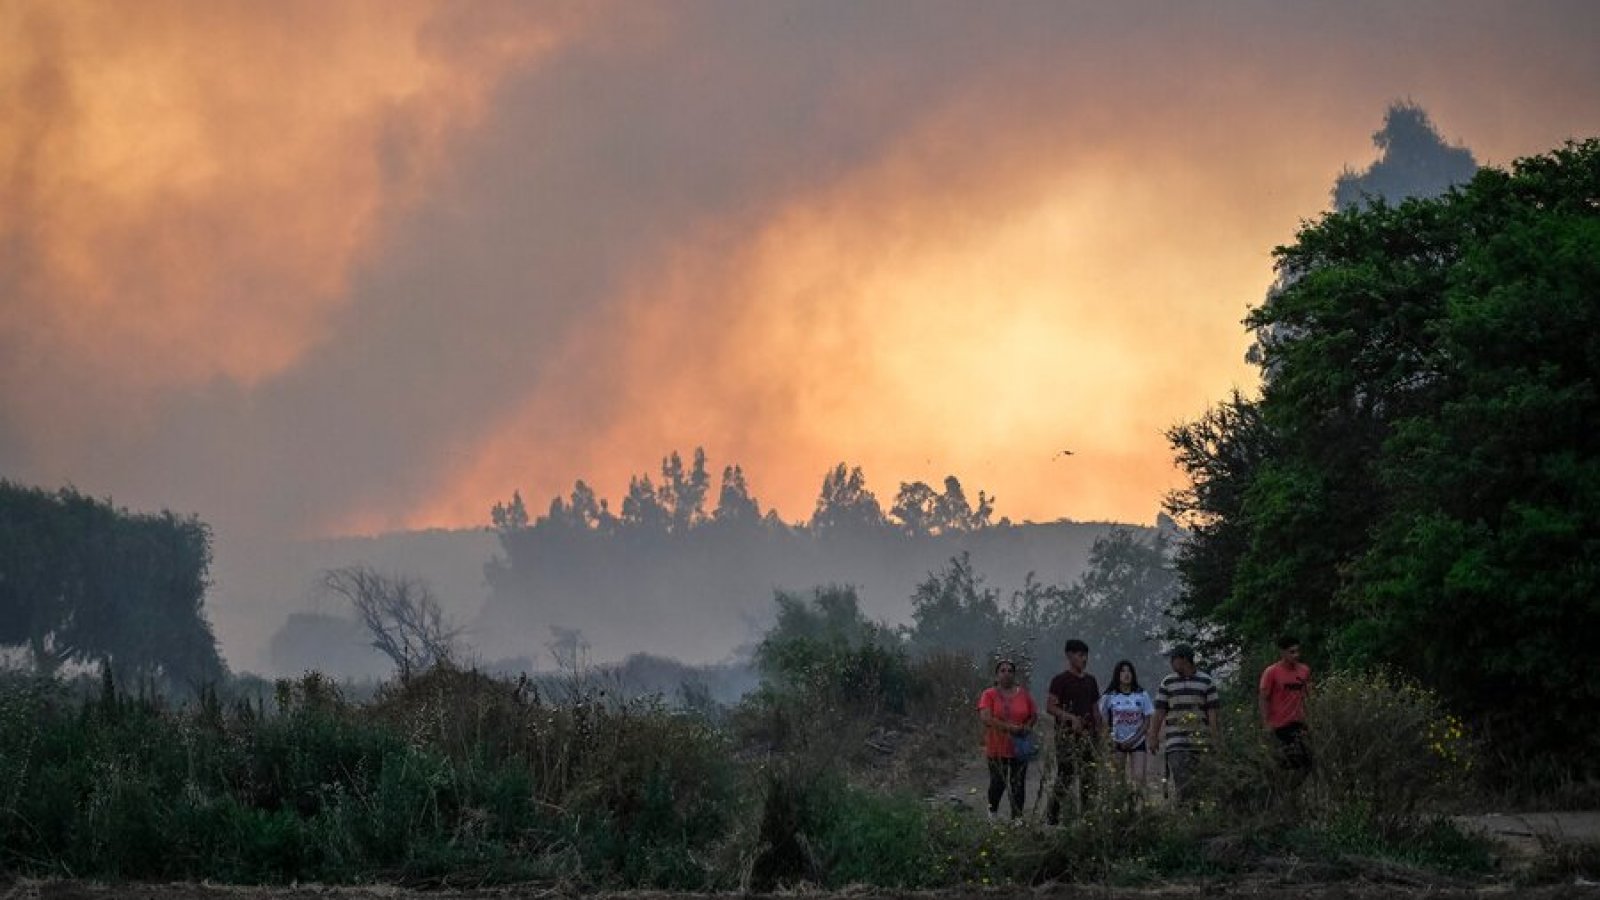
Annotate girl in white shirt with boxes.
[1099,659,1155,785]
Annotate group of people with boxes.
[976,635,1311,822]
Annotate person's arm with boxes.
[977,691,996,732]
[1149,707,1165,753]
[1130,695,1153,745]
[1258,668,1274,730]
[980,707,1021,734]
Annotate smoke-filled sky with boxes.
[5,1,1600,541]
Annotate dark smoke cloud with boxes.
[4,1,1600,669]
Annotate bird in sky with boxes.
[1053,449,1075,459]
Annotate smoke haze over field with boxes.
[4,2,1600,669]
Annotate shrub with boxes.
[1303,670,1473,830]
[1198,668,1475,839]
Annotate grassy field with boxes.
[0,657,1592,893]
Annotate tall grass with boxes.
[0,667,738,887]
[0,660,1502,889]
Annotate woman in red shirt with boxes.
[977,658,1038,821]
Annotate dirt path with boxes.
[933,752,1600,860]
[1454,811,1600,855]
[930,751,1167,822]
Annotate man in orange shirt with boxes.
[1259,635,1312,777]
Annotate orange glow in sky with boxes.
[5,2,1599,538]
[1,1,569,390]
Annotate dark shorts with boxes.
[1273,722,1312,770]
[1112,739,1148,754]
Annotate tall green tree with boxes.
[0,481,225,689]
[1056,528,1180,669]
[1167,139,1600,765]
[904,553,1005,661]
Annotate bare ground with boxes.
[1454,812,1600,853]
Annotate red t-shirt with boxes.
[1259,661,1311,729]
[977,687,1036,758]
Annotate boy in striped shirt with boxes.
[1149,644,1220,804]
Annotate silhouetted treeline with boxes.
[0,480,225,691]
[490,449,995,539]
[478,452,1159,667]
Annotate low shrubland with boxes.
[0,667,738,888]
[0,651,1510,890]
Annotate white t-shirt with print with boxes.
[1100,690,1155,746]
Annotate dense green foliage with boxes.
[753,585,915,715]
[0,481,224,690]
[1167,139,1600,768]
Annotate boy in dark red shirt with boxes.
[1045,638,1101,825]
[1259,634,1312,774]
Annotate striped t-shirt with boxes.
[1154,670,1220,752]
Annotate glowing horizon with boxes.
[5,2,1599,541]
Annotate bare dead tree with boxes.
[320,566,462,678]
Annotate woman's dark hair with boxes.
[1109,659,1141,693]
[993,658,1017,676]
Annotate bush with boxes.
[1303,670,1474,830]
[1199,668,1476,835]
